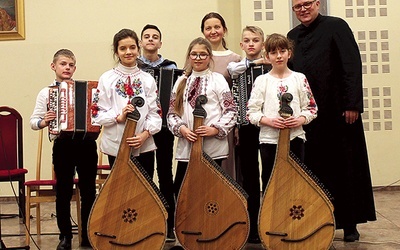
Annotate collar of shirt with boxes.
[115,62,140,75]
[191,69,211,77]
[139,55,164,67]
[49,79,73,87]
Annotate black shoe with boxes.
[248,234,261,244]
[56,237,72,250]
[166,228,176,242]
[343,226,360,242]
[80,237,91,247]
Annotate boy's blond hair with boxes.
[53,49,76,63]
[242,26,264,41]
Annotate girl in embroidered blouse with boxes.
[247,33,317,192]
[92,28,162,175]
[167,37,237,195]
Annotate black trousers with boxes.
[53,138,98,240]
[238,124,260,236]
[153,127,176,231]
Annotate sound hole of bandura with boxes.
[290,205,305,220]
[205,201,219,215]
[122,208,138,223]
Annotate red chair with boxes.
[0,106,28,219]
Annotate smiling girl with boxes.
[92,28,162,175]
[167,37,237,195]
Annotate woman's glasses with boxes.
[189,53,209,60]
[292,0,316,12]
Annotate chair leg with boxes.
[19,179,26,221]
[37,203,41,236]
[76,186,82,245]
[25,187,31,246]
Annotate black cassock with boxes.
[288,14,376,228]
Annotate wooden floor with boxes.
[0,189,399,249]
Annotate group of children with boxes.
[30,11,317,249]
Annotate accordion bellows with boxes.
[232,64,271,126]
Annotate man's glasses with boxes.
[189,53,209,60]
[292,0,316,12]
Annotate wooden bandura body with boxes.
[48,80,100,140]
[175,95,250,250]
[88,97,168,250]
[259,93,335,250]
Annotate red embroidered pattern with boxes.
[187,77,201,109]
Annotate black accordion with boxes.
[144,68,184,127]
[232,64,271,126]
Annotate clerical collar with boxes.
[301,13,323,30]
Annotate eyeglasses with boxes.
[292,0,316,12]
[189,53,209,60]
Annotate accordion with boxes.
[144,68,184,127]
[48,80,101,140]
[232,64,271,126]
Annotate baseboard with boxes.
[373,185,400,191]
[0,196,18,202]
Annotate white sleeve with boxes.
[227,59,248,79]
[210,74,237,138]
[92,73,119,127]
[30,87,48,130]
[143,77,162,135]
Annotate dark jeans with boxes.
[238,124,260,236]
[53,138,98,240]
[154,127,176,231]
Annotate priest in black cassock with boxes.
[287,0,376,242]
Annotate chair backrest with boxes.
[0,106,23,171]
